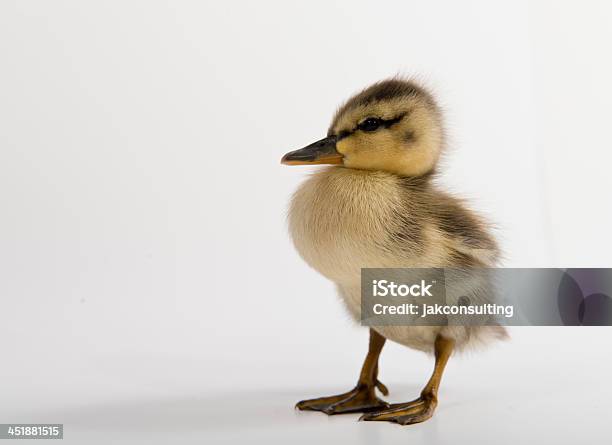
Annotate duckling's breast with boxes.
[288,167,419,285]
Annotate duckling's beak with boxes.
[281,136,343,165]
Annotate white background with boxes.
[1,1,611,444]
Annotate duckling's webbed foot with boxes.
[296,380,389,414]
[296,329,389,415]
[361,335,455,426]
[359,394,436,424]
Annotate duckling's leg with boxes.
[360,335,454,425]
[296,329,389,414]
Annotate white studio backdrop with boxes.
[1,1,611,444]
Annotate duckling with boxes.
[281,78,507,425]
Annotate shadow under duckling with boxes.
[282,78,507,425]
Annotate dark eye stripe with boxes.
[358,113,407,132]
[335,112,407,139]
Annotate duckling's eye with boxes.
[358,117,382,132]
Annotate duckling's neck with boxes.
[320,166,434,192]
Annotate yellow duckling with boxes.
[281,78,507,425]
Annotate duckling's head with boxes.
[282,78,444,177]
